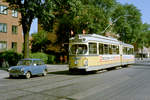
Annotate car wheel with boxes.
[25,72,31,79]
[42,70,47,76]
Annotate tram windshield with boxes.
[70,44,87,55]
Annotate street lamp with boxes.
[101,15,132,34]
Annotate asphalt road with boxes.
[0,62,150,100]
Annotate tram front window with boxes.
[70,44,87,55]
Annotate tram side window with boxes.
[99,43,103,54]
[109,45,112,54]
[123,47,126,54]
[123,47,127,55]
[112,45,117,54]
[104,44,109,54]
[128,48,134,54]
[127,48,130,55]
[117,46,119,54]
[89,43,97,54]
[131,48,134,54]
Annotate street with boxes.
[0,62,150,100]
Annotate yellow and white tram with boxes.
[69,34,134,72]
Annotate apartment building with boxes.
[0,0,23,53]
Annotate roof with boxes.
[70,34,120,45]
[70,34,134,48]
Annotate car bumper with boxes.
[9,72,25,77]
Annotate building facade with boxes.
[0,0,23,53]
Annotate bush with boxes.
[29,52,48,63]
[47,55,56,64]
[0,50,23,67]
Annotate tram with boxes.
[69,34,135,72]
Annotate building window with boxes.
[12,10,18,17]
[12,25,18,34]
[0,41,7,51]
[0,5,7,15]
[0,23,7,33]
[12,42,17,52]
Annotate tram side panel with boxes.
[69,55,121,71]
[98,55,121,68]
[122,55,135,65]
[121,45,135,65]
[69,48,134,72]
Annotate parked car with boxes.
[8,58,48,79]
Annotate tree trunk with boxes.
[23,31,30,58]
[21,16,32,59]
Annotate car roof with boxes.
[21,58,42,61]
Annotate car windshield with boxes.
[17,60,32,66]
[70,44,87,55]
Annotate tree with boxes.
[5,0,55,58]
[112,4,142,44]
[37,0,122,55]
[135,23,150,50]
[74,0,117,35]
[38,0,83,54]
[31,30,50,53]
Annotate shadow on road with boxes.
[48,70,70,75]
[47,70,97,75]
[4,75,46,80]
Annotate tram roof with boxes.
[71,34,120,45]
[81,34,118,41]
[121,42,133,48]
[70,34,133,47]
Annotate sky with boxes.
[29,0,150,34]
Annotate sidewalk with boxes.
[0,70,9,79]
[135,58,150,63]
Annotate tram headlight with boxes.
[74,60,78,64]
[83,60,88,66]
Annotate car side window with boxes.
[38,61,43,65]
[33,61,38,66]
[32,60,44,66]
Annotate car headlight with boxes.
[8,68,11,71]
[21,68,24,72]
[74,60,78,64]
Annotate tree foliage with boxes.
[38,0,117,54]
[112,3,150,51]
[5,0,150,55]
[31,30,50,53]
[112,4,142,43]
[5,0,55,58]
[37,0,150,54]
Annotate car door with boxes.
[34,60,44,74]
[37,60,45,74]
[32,60,40,75]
